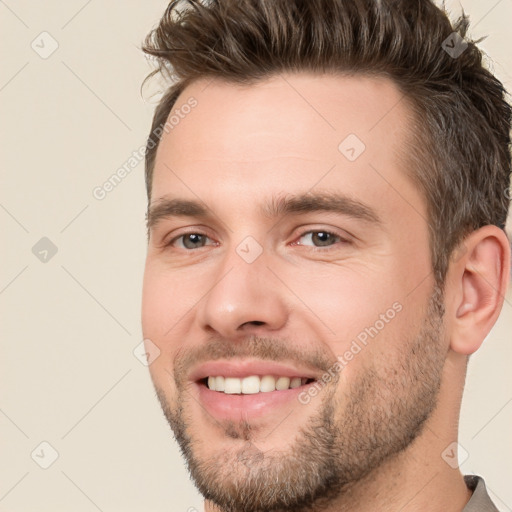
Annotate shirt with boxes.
[463,475,500,512]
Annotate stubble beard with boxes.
[154,285,446,512]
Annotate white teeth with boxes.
[206,375,310,393]
[215,376,225,391]
[260,375,276,392]
[224,377,242,394]
[290,377,301,389]
[275,377,290,390]
[241,376,260,394]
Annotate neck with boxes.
[313,433,472,512]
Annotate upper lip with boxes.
[189,359,321,382]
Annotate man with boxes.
[140,0,511,510]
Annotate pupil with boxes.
[313,232,332,246]
[184,234,204,248]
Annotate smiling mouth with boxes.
[202,375,316,394]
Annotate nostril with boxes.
[248,321,265,326]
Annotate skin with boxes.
[141,73,510,511]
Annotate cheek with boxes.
[288,263,402,339]
[142,261,211,389]
[141,271,169,341]
[141,260,202,338]
[287,260,428,380]
[141,264,183,385]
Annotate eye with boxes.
[295,230,346,248]
[170,233,214,250]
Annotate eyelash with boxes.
[166,229,350,251]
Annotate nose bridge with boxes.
[197,238,288,335]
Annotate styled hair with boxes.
[142,0,511,284]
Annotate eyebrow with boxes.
[146,192,381,231]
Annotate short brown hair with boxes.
[142,0,511,284]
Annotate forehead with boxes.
[157,72,411,161]
[151,72,422,222]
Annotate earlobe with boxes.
[449,226,510,355]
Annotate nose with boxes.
[196,246,289,338]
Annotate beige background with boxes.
[1,1,511,511]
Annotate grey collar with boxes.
[463,475,499,512]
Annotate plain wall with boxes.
[0,1,511,510]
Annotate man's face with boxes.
[141,74,448,511]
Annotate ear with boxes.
[446,225,510,355]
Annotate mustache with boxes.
[174,334,335,384]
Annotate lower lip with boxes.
[195,382,312,421]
